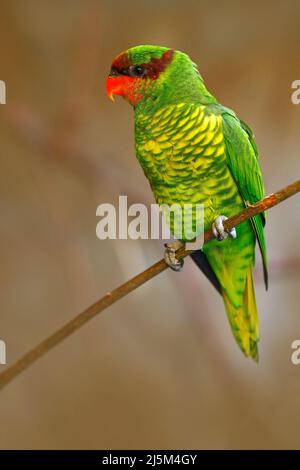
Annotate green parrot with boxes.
[106,45,267,361]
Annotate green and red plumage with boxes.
[106,45,267,360]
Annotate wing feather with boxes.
[220,109,268,289]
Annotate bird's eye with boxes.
[129,65,146,77]
[110,67,120,77]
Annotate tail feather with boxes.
[222,268,259,361]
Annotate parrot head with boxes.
[106,45,209,108]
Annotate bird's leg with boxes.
[212,215,237,241]
[164,240,184,272]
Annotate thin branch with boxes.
[0,180,299,390]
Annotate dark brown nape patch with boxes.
[144,49,174,79]
[111,49,174,80]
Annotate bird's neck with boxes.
[134,58,217,115]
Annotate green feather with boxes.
[220,109,268,289]
[110,45,268,359]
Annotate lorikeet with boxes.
[106,45,267,361]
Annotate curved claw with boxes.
[212,215,237,242]
[164,243,184,272]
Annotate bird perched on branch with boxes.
[106,45,267,361]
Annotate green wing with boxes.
[220,108,268,289]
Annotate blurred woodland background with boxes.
[0,0,300,449]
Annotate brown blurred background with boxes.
[0,0,300,450]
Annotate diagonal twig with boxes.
[0,179,299,390]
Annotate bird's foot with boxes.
[164,240,184,272]
[212,215,237,241]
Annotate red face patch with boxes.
[106,49,174,105]
[106,75,143,105]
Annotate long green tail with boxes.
[222,267,259,361]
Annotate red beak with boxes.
[106,75,134,101]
